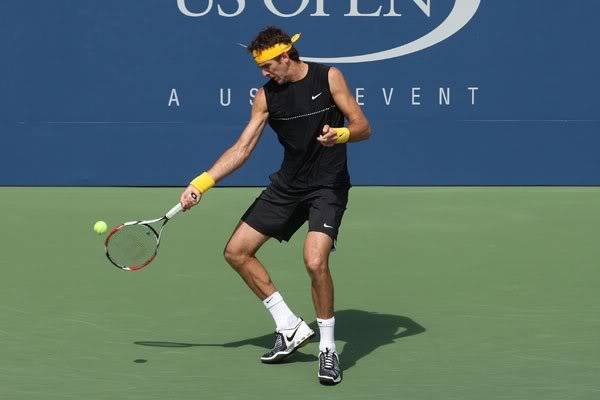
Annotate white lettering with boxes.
[413,0,431,17]
[439,87,450,105]
[218,0,245,17]
[177,0,212,17]
[411,87,421,105]
[304,0,480,63]
[355,88,365,105]
[169,88,180,107]
[249,88,258,105]
[440,88,450,106]
[468,86,478,105]
[382,88,394,105]
[384,0,402,17]
[220,88,231,106]
[211,85,480,107]
[345,0,382,17]
[264,0,309,17]
[311,0,330,16]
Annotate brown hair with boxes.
[247,26,300,61]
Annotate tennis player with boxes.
[180,26,371,385]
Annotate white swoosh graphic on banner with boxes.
[303,0,481,63]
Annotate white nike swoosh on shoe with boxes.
[312,92,322,100]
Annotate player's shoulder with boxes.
[327,66,348,88]
[327,66,344,80]
[310,62,338,77]
[306,62,344,87]
[252,87,268,112]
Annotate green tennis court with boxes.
[2,187,599,399]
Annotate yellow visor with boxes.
[252,33,301,64]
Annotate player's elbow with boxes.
[364,123,372,140]
[358,121,372,141]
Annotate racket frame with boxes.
[104,203,182,271]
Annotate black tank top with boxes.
[264,62,350,190]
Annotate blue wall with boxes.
[1,1,599,186]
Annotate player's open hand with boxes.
[317,124,337,147]
[180,185,202,211]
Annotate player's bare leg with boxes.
[303,231,335,318]
[224,221,314,363]
[223,221,274,299]
[303,231,342,384]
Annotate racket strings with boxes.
[107,224,158,268]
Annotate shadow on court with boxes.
[135,309,425,370]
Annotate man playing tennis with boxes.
[179,26,371,385]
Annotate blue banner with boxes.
[1,1,598,185]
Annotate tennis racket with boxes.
[104,195,195,271]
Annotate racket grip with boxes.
[166,203,183,219]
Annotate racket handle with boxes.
[165,203,183,220]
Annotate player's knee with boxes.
[304,255,328,276]
[223,243,249,268]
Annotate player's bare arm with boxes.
[180,88,269,209]
[317,67,371,147]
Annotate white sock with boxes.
[263,292,299,331]
[317,316,336,352]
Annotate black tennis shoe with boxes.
[318,348,342,385]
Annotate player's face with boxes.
[259,57,290,84]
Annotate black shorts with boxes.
[241,184,349,244]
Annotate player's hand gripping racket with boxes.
[104,194,196,271]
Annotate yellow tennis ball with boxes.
[94,221,108,234]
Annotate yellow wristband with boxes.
[333,127,350,144]
[190,172,215,193]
